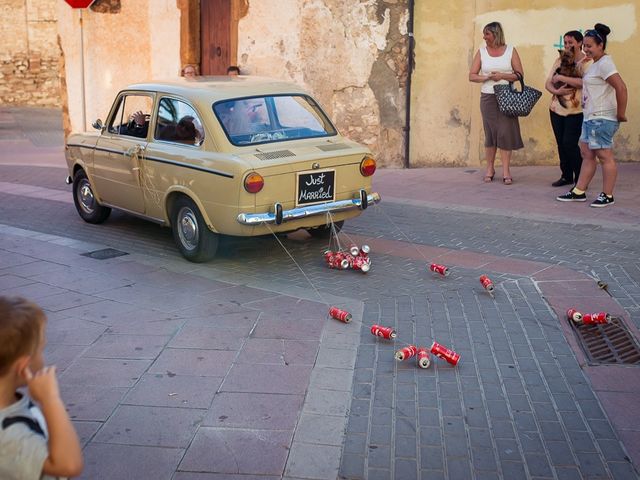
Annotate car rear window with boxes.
[213,94,337,146]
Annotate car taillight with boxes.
[360,156,376,177]
[244,172,264,193]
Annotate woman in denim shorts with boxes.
[556,23,628,207]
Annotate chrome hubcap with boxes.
[78,179,95,213]
[178,207,199,250]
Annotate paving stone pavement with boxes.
[1,107,639,479]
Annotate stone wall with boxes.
[0,0,61,107]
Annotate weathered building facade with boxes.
[2,0,638,167]
[0,0,61,106]
[411,1,639,166]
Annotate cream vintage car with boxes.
[64,77,380,262]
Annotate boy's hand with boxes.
[23,366,62,405]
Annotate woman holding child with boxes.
[557,23,628,207]
[546,31,591,187]
[469,21,524,185]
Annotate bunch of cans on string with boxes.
[324,244,371,273]
[566,308,612,325]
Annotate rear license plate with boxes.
[296,169,335,206]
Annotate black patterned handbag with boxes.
[493,72,542,117]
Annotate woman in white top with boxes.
[469,21,524,185]
[556,23,628,207]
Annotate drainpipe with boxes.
[403,0,415,169]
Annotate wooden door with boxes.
[200,0,231,75]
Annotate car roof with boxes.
[125,76,309,104]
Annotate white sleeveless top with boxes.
[479,45,514,94]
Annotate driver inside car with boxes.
[127,110,149,138]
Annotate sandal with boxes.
[483,173,495,183]
[503,177,513,185]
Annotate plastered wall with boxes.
[411,1,639,166]
[237,0,410,167]
[57,0,180,132]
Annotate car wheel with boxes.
[171,196,218,262]
[72,170,111,224]
[306,220,344,239]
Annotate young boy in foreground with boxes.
[0,296,83,479]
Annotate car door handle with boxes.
[125,145,145,157]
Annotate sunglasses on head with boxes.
[584,29,603,41]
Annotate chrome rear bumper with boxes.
[237,190,381,226]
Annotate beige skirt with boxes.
[480,93,524,150]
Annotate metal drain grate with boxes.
[81,248,129,260]
[570,317,640,365]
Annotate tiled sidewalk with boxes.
[0,224,362,479]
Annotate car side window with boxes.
[154,97,204,146]
[108,94,153,139]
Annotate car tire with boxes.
[72,170,111,224]
[171,196,218,262]
[306,220,344,239]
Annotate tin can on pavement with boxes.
[371,324,396,339]
[360,244,371,255]
[352,255,371,273]
[339,252,352,269]
[360,259,371,273]
[430,341,460,366]
[329,306,352,323]
[394,345,418,361]
[430,263,450,276]
[349,244,360,256]
[479,274,494,293]
[582,312,610,325]
[567,308,583,322]
[323,250,335,267]
[417,347,431,369]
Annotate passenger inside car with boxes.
[156,116,200,145]
[175,116,198,144]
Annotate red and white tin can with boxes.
[360,258,371,273]
[349,244,360,256]
[417,347,431,369]
[582,312,610,325]
[338,252,351,269]
[566,308,583,323]
[360,244,371,255]
[430,341,460,366]
[394,345,418,361]
[371,324,396,339]
[323,250,334,267]
[430,263,450,276]
[352,255,371,273]
[329,306,352,323]
[479,274,494,293]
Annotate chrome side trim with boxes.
[65,143,234,179]
[100,202,166,225]
[144,156,234,179]
[237,191,381,225]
